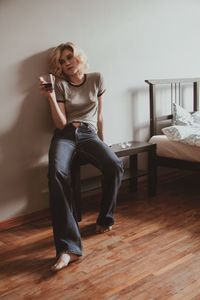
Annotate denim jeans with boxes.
[48,123,124,257]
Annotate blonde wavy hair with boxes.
[49,42,88,77]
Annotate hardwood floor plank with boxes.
[153,253,194,276]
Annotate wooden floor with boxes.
[1,169,200,300]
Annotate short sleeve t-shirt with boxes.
[54,72,105,129]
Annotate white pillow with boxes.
[182,134,200,147]
[173,103,193,126]
[192,111,200,124]
[162,125,200,141]
[173,103,200,127]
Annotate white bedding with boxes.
[149,135,200,163]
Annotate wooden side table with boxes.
[110,141,157,197]
[72,141,157,222]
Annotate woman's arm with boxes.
[40,79,67,129]
[97,95,104,141]
[48,97,67,129]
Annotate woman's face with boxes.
[59,49,79,76]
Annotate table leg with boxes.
[148,144,157,196]
[129,154,138,192]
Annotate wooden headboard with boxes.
[145,78,200,137]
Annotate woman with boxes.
[40,42,123,271]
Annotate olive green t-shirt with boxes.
[54,72,105,130]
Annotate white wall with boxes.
[1,0,200,221]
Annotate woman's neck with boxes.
[67,73,85,85]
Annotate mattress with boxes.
[149,135,200,163]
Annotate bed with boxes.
[145,78,200,170]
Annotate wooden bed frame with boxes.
[145,78,200,170]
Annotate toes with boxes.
[96,225,112,234]
[51,253,70,272]
[51,253,79,272]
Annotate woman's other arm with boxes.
[97,95,104,141]
[48,97,67,129]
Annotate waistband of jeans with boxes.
[70,121,88,128]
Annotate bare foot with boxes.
[51,253,79,272]
[96,224,113,234]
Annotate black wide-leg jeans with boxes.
[48,123,124,257]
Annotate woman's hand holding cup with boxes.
[39,74,55,97]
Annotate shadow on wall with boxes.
[0,49,55,221]
[128,86,150,141]
[127,86,150,170]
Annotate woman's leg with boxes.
[78,129,124,230]
[48,133,83,260]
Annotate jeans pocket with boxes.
[87,124,97,133]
